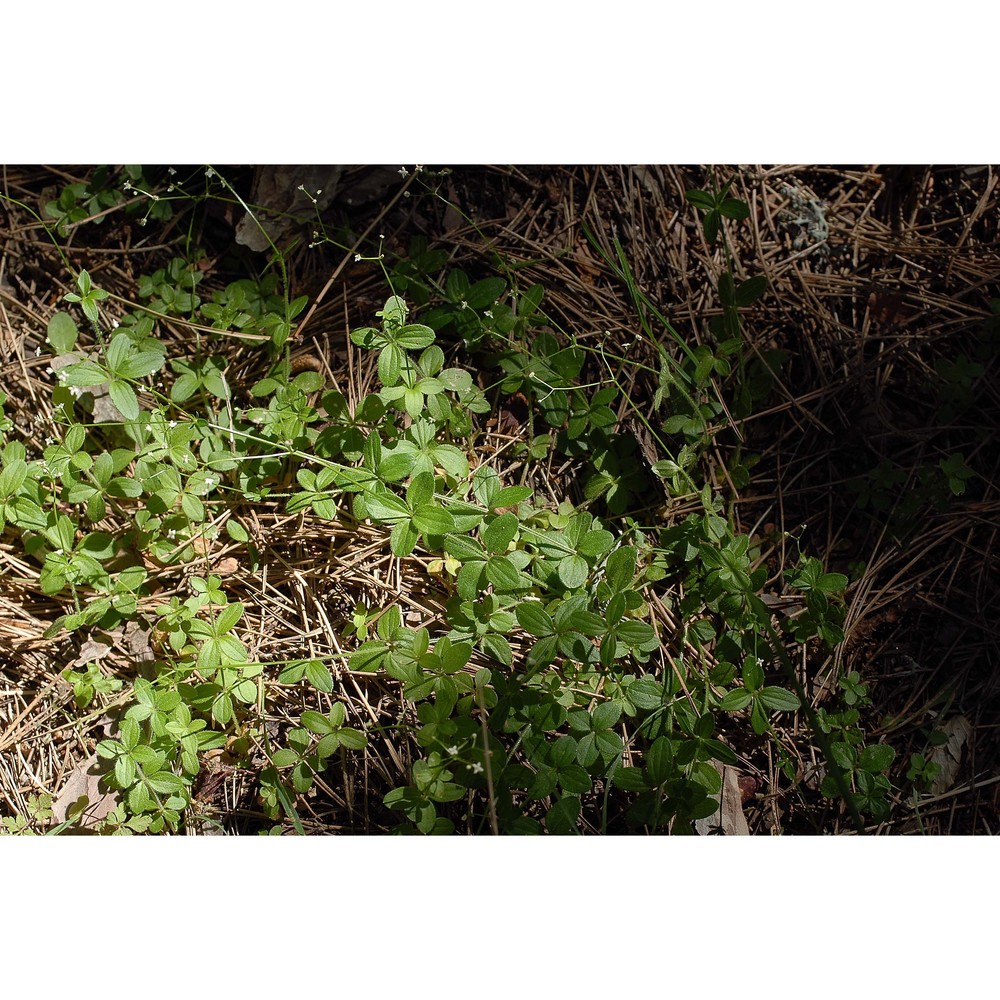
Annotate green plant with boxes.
[1,794,54,835]
[1,166,911,835]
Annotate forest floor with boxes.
[1,164,997,834]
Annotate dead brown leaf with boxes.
[929,716,972,796]
[72,636,113,666]
[50,753,118,829]
[695,763,751,835]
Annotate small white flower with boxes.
[123,180,132,192]
[354,253,362,262]
[34,347,41,357]
[484,310,493,319]
[205,167,215,178]
[467,762,484,775]
[69,386,83,399]
[112,319,120,329]
[398,166,409,178]
[379,233,385,240]
[204,477,215,487]
[415,165,425,174]
[168,167,176,176]
[460,301,468,310]
[446,745,459,755]
[168,420,178,429]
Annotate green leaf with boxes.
[271,749,299,768]
[594,729,623,759]
[555,600,605,636]
[181,492,204,522]
[485,556,521,590]
[646,736,674,785]
[544,795,581,835]
[735,275,768,307]
[279,661,307,683]
[59,360,108,387]
[212,694,234,726]
[364,491,410,521]
[527,766,559,800]
[412,504,454,535]
[406,471,435,508]
[214,602,245,635]
[859,744,896,774]
[519,283,545,317]
[395,323,436,349]
[515,602,554,637]
[480,633,512,666]
[757,687,800,712]
[720,690,753,712]
[491,485,533,509]
[615,621,656,648]
[390,519,420,557]
[108,380,139,420]
[120,351,165,380]
[704,739,742,767]
[578,529,614,557]
[378,343,403,386]
[482,512,519,554]
[611,766,650,792]
[379,452,417,482]
[703,211,721,245]
[719,198,750,221]
[226,519,249,543]
[605,546,637,592]
[742,658,764,692]
[549,736,578,769]
[628,676,663,710]
[558,554,589,590]
[350,640,392,672]
[47,312,79,352]
[558,764,592,795]
[115,755,137,787]
[0,458,27,498]
[127,782,150,813]
[444,533,485,562]
[305,660,334,693]
[338,729,367,750]
[465,277,506,311]
[817,573,849,594]
[685,189,716,211]
[146,771,186,794]
[301,710,334,735]
[592,701,622,731]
